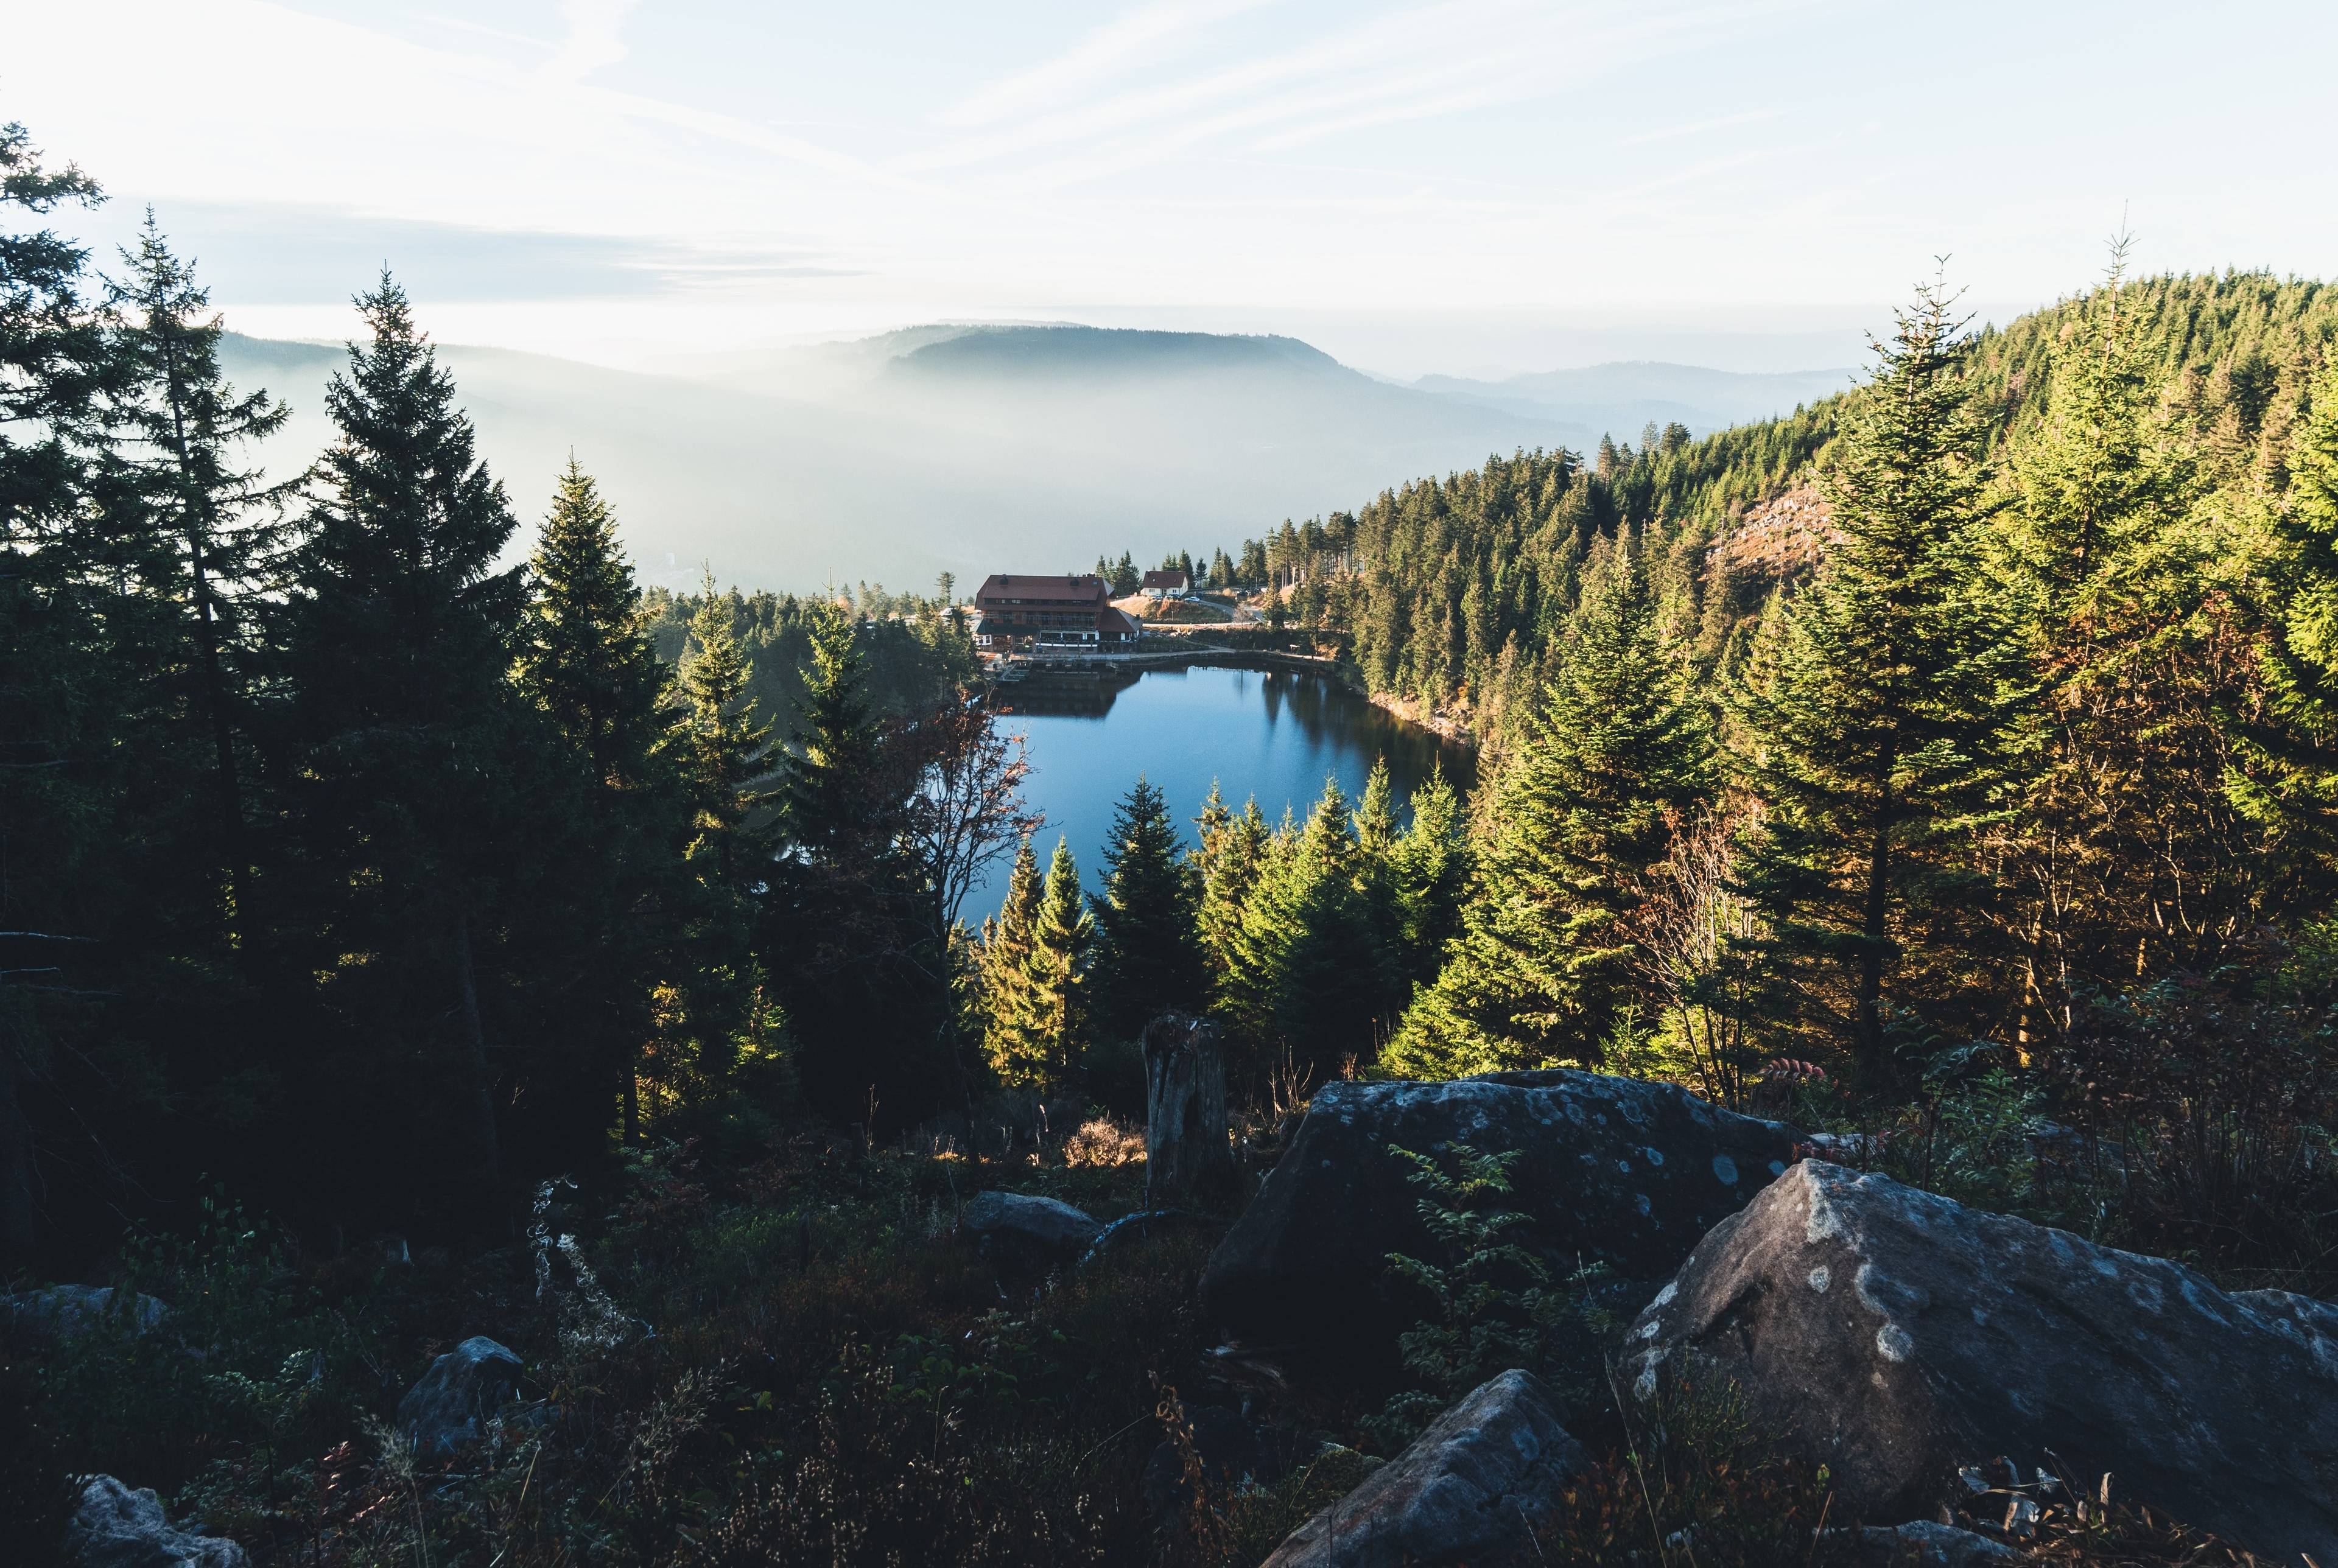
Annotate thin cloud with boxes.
[1616,108,1782,147]
[544,0,637,84]
[904,0,1810,185]
[940,0,1283,130]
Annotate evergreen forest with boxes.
[10,111,2338,1566]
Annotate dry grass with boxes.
[1062,1117,1147,1168]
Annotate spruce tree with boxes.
[763,600,950,1125]
[0,121,119,1263]
[673,571,774,888]
[1386,763,1469,982]
[980,837,1046,1083]
[522,460,667,789]
[2234,357,2338,855]
[1733,278,2033,1071]
[1024,838,1092,1083]
[1088,777,1202,1038]
[273,272,531,1227]
[515,461,680,1152]
[1388,540,1711,1077]
[1193,786,1268,1010]
[105,214,289,915]
[1229,779,1386,1080]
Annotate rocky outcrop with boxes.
[960,1191,1101,1271]
[71,1475,247,1568]
[397,1335,526,1456]
[1259,1369,1587,1567]
[3,1284,170,1343]
[1201,1071,1800,1355]
[1710,485,1838,582]
[1626,1160,2338,1563]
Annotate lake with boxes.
[968,662,1475,921]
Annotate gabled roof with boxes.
[974,573,1109,605]
[1141,569,1190,591]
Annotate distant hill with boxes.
[216,323,1845,593]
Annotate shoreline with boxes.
[981,642,1475,750]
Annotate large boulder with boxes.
[1201,1071,1800,1355]
[1259,1369,1588,1567]
[71,1475,247,1568]
[397,1335,526,1456]
[960,1191,1101,1271]
[3,1284,170,1344]
[1626,1160,2338,1563]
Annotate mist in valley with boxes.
[222,323,1848,593]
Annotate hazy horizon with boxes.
[16,1,2335,380]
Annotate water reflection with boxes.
[974,663,1473,917]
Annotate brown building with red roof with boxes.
[972,573,1142,651]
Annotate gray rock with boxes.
[1260,1368,1587,1567]
[960,1190,1101,1270]
[396,1335,525,1455]
[71,1475,246,1568]
[1201,1071,1800,1356]
[1845,1522,2017,1566]
[2,1284,169,1343]
[1626,1160,2338,1564]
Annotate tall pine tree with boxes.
[1025,839,1093,1085]
[0,121,121,1264]
[1387,538,1710,1077]
[272,273,530,1231]
[1088,778,1202,1039]
[2236,357,2338,858]
[514,461,681,1154]
[105,215,289,920]
[1734,278,2033,1072]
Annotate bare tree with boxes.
[899,696,1041,948]
[1637,806,1764,1109]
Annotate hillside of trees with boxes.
[1207,268,2337,740]
[12,99,2338,1566]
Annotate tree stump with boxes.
[1143,1010,1234,1207]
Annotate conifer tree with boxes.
[522,460,668,789]
[1023,838,1092,1083]
[1088,778,1202,1038]
[2236,356,2338,856]
[1228,779,1386,1079]
[1988,254,2260,1014]
[1355,758,1400,856]
[1386,763,1469,981]
[980,837,1046,1083]
[673,571,774,887]
[1388,539,1710,1077]
[273,272,531,1223]
[105,215,289,913]
[1733,278,2033,1071]
[0,121,119,1263]
[1193,786,1268,1008]
[763,600,951,1124]
[515,461,680,1150]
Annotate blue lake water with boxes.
[969,663,1475,922]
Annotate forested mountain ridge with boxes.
[1224,269,2338,734]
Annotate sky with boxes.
[11,0,2337,378]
